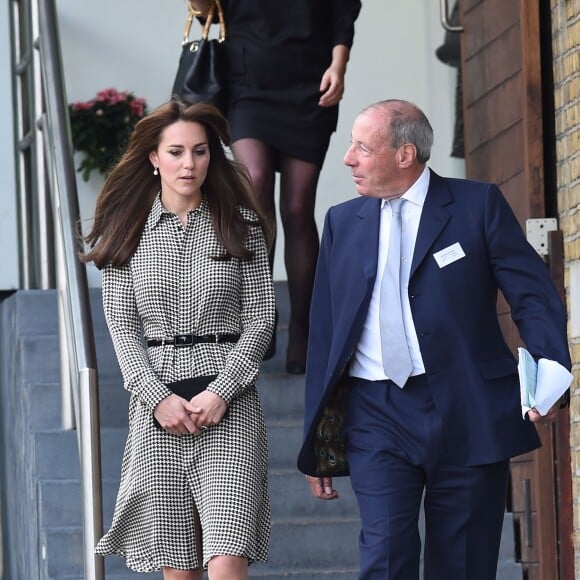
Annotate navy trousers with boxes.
[344,376,510,580]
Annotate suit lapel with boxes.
[354,197,382,282]
[344,183,452,289]
[410,171,453,278]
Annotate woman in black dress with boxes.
[187,0,361,374]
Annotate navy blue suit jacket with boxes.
[298,171,571,476]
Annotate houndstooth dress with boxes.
[95,195,275,572]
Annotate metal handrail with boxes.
[10,0,105,578]
[440,0,463,32]
[12,0,54,290]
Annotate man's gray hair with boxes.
[364,99,434,164]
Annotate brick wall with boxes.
[551,0,580,575]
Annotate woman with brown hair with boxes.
[84,100,275,579]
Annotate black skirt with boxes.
[224,42,339,168]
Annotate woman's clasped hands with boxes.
[154,390,228,436]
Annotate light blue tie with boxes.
[379,198,413,388]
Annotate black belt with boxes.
[146,333,240,347]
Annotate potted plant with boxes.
[69,88,147,182]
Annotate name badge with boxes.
[433,242,466,268]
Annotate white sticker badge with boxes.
[433,242,466,268]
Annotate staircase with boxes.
[0,285,523,579]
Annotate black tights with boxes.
[231,138,320,364]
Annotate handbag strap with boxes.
[182,0,226,44]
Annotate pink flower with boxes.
[109,93,127,105]
[71,100,94,111]
[96,87,120,102]
[130,99,146,117]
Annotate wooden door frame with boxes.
[458,0,573,577]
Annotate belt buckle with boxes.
[174,334,193,347]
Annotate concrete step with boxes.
[40,527,82,579]
[269,470,358,519]
[96,494,517,579]
[48,563,517,580]
[38,471,358,530]
[251,571,357,580]
[10,287,522,580]
[41,518,360,579]
[498,513,521,570]
[87,572,356,580]
[25,382,61,430]
[258,281,292,375]
[12,280,295,378]
[92,369,306,431]
[34,430,80,479]
[9,288,113,340]
[265,518,360,570]
[11,290,58,335]
[40,527,163,579]
[260,325,289,375]
[497,561,523,580]
[256,372,305,421]
[38,479,118,530]
[25,379,131,431]
[18,335,60,384]
[25,368,307,433]
[17,332,118,385]
[94,336,122,381]
[265,422,303,471]
[52,569,357,579]
[97,382,131,428]
[34,429,124,480]
[75,422,302,482]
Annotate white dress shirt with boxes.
[350,166,430,380]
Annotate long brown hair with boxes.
[81,100,273,269]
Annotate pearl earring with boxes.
[153,167,159,176]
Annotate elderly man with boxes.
[298,99,571,579]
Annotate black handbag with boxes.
[171,0,227,113]
[153,374,219,429]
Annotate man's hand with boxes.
[305,475,339,500]
[527,404,559,423]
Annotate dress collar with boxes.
[144,193,210,231]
